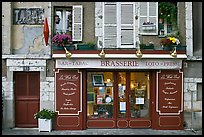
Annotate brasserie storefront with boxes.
[52,50,187,130]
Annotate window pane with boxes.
[121,4,133,24]
[118,72,126,118]
[130,72,150,118]
[104,4,117,24]
[56,10,63,33]
[87,72,114,119]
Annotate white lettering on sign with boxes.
[59,75,79,81]
[56,59,182,69]
[101,60,139,67]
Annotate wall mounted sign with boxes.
[56,59,182,69]
[55,69,82,115]
[156,70,183,115]
[13,8,44,25]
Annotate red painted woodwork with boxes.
[129,120,151,128]
[159,116,181,127]
[54,69,83,130]
[15,72,40,128]
[87,120,115,128]
[152,70,184,130]
[52,49,186,55]
[117,120,128,128]
[43,17,49,46]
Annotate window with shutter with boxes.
[139,2,158,35]
[72,5,83,41]
[54,5,83,42]
[103,3,117,48]
[103,2,137,49]
[55,8,72,34]
[120,3,135,48]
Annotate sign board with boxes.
[55,69,82,115]
[56,59,182,69]
[156,70,183,115]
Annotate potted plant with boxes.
[34,108,55,132]
[160,36,183,50]
[77,42,96,50]
[51,32,75,50]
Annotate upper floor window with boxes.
[54,5,83,41]
[96,2,178,49]
[158,2,178,37]
[101,2,158,49]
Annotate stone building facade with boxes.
[2,2,202,130]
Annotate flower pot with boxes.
[38,119,52,132]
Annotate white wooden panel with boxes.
[72,5,83,41]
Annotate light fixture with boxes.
[64,46,72,58]
[136,49,143,58]
[98,48,106,58]
[170,47,177,58]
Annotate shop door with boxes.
[86,71,151,128]
[117,72,151,128]
[15,72,40,127]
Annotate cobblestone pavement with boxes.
[2,128,202,135]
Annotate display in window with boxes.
[87,92,95,103]
[105,87,113,98]
[105,78,113,86]
[99,87,105,96]
[120,102,126,113]
[105,96,112,103]
[97,95,103,104]
[92,74,105,86]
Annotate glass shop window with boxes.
[87,72,114,119]
[130,72,150,118]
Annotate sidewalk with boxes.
[2,128,202,135]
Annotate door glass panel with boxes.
[118,72,126,118]
[87,72,114,119]
[130,72,150,118]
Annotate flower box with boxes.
[38,118,52,132]
[140,44,155,50]
[176,45,186,51]
[162,45,186,51]
[52,45,75,51]
[142,24,156,31]
[77,43,96,50]
[162,45,174,50]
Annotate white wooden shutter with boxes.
[139,2,158,35]
[120,3,135,48]
[72,5,83,41]
[103,2,117,48]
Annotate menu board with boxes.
[157,70,183,115]
[55,70,81,115]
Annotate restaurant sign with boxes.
[55,69,82,115]
[156,70,183,115]
[56,59,182,69]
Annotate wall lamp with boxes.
[135,48,143,58]
[98,48,106,58]
[98,40,105,58]
[170,47,177,58]
[64,46,72,58]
